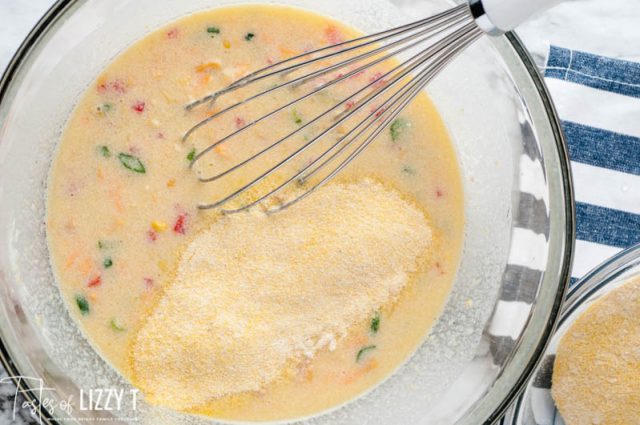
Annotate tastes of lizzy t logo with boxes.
[0,376,139,423]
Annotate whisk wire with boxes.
[221,23,483,213]
[184,4,470,111]
[199,24,478,209]
[280,27,484,212]
[183,6,470,154]
[196,18,470,184]
[185,3,483,212]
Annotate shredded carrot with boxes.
[110,218,125,232]
[78,257,94,276]
[64,219,76,231]
[342,359,378,385]
[304,368,314,382]
[166,178,176,188]
[64,252,80,270]
[195,61,221,73]
[351,334,368,347]
[197,105,221,119]
[214,143,229,157]
[278,46,297,59]
[324,25,344,44]
[108,185,125,214]
[197,73,212,86]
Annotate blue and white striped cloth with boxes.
[498,45,640,425]
[543,46,640,285]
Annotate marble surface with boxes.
[0,0,639,424]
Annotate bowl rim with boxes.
[0,1,575,424]
[476,30,575,425]
[503,243,640,425]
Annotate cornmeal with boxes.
[132,181,432,409]
[552,277,640,424]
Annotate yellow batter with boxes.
[552,277,640,424]
[46,4,465,421]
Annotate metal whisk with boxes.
[184,0,560,213]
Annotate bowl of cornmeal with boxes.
[505,243,640,425]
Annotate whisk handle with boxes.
[469,0,564,35]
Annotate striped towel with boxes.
[498,46,640,425]
[544,46,640,285]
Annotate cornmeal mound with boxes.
[552,277,640,424]
[131,180,433,409]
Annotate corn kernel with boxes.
[158,260,168,272]
[223,39,231,49]
[166,178,176,187]
[151,220,168,232]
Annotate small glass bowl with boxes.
[503,243,640,425]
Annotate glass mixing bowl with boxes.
[503,244,640,425]
[0,0,574,424]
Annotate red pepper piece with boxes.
[87,275,102,288]
[132,101,145,113]
[173,213,188,234]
